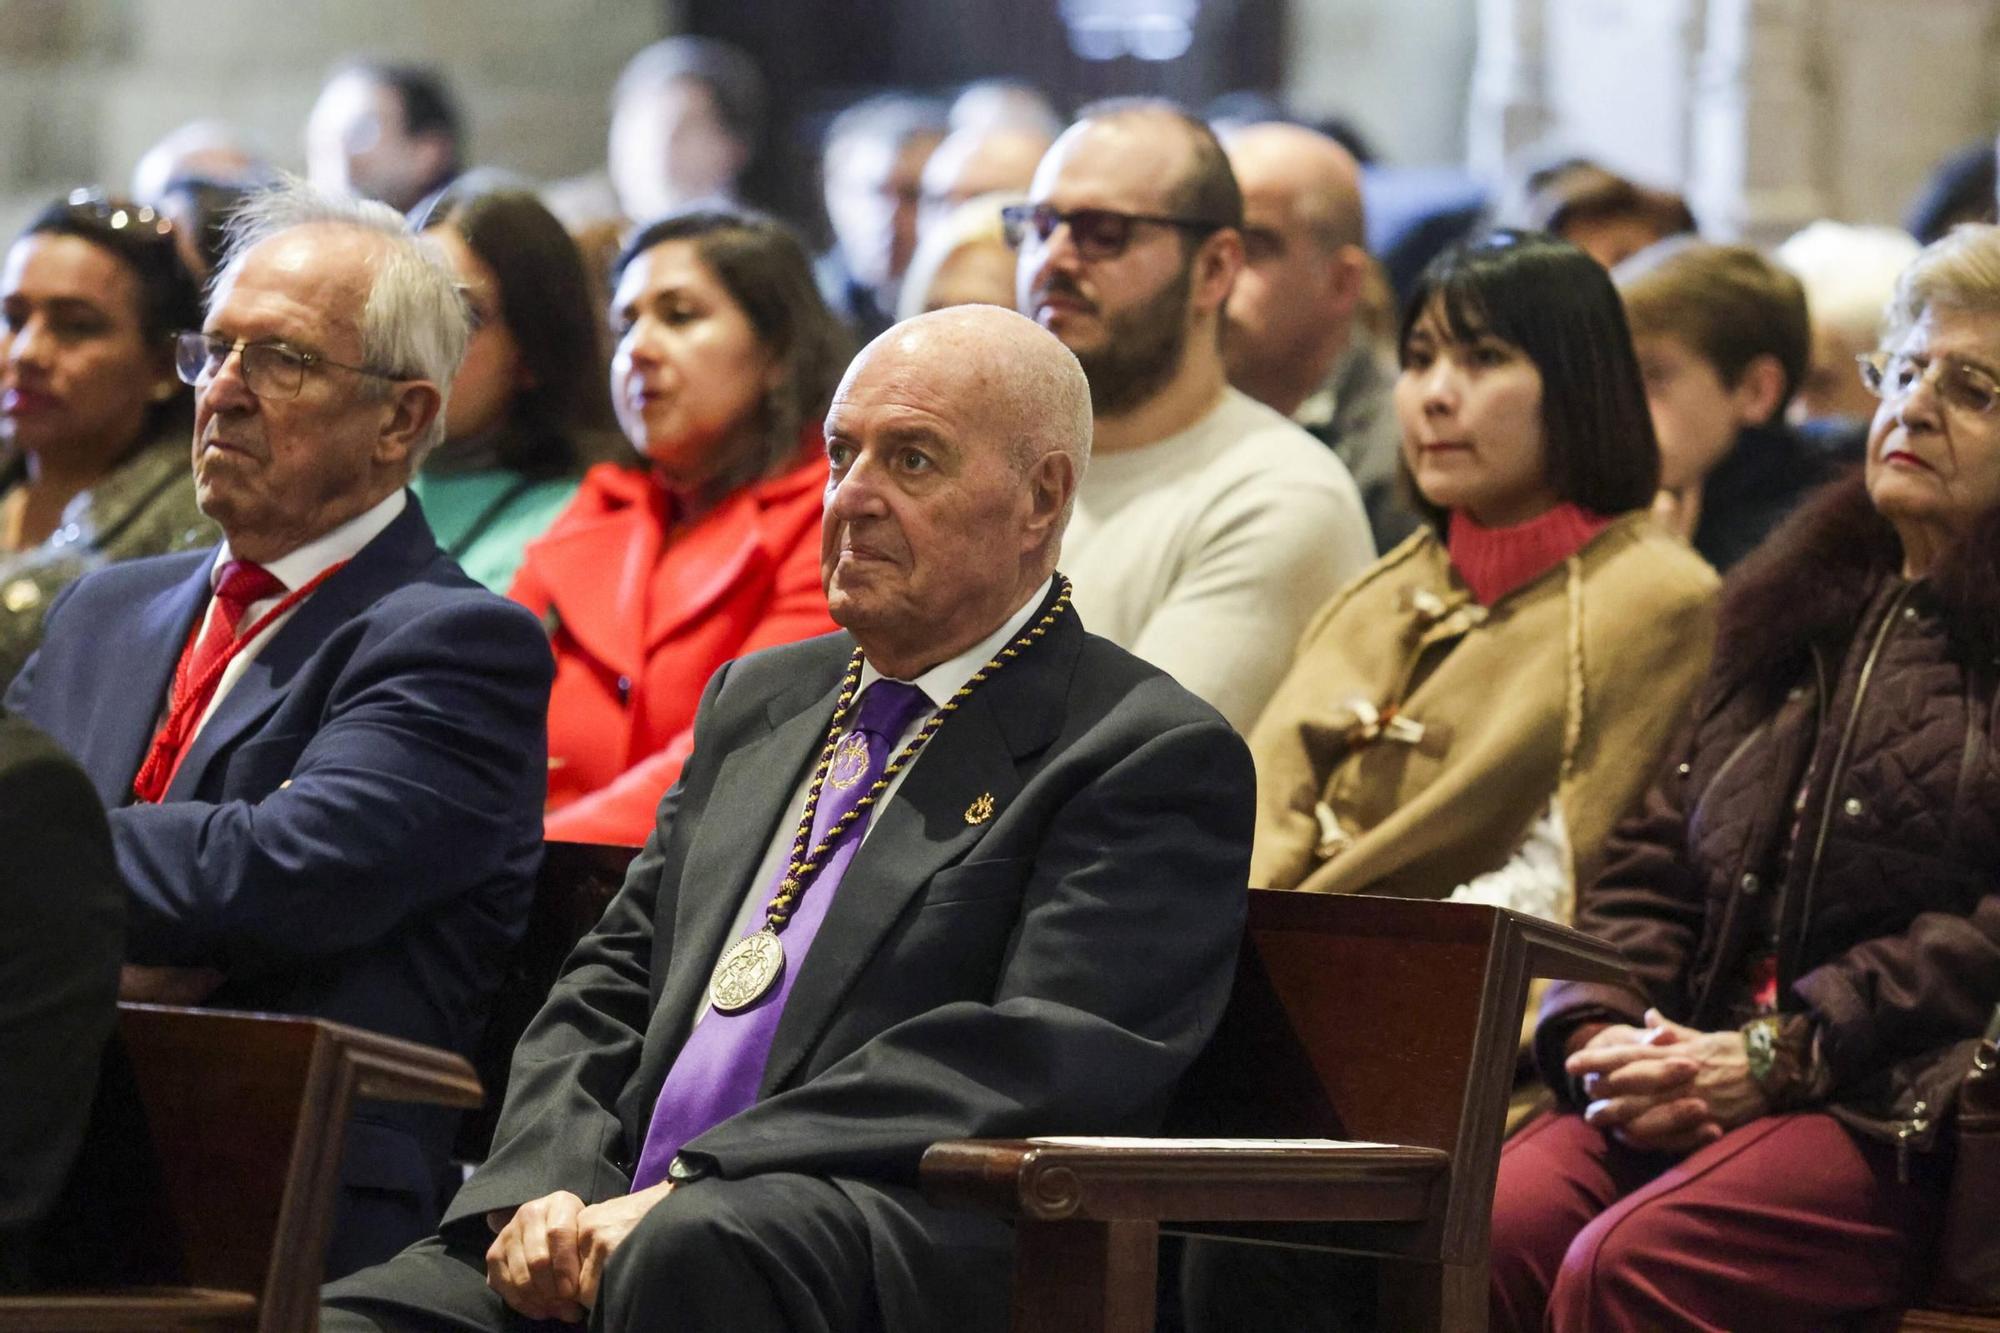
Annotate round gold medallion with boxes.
[708,928,786,1013]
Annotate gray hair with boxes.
[1882,222,2000,346]
[217,176,468,458]
[1776,221,1919,350]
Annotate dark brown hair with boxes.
[613,208,851,495]
[414,176,616,477]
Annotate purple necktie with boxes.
[629,678,933,1190]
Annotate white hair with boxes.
[1775,221,1921,350]
[217,175,468,458]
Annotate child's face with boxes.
[1633,334,1763,492]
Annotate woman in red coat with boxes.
[512,209,850,845]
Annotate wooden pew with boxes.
[0,1004,479,1333]
[453,840,637,1165]
[921,890,1627,1333]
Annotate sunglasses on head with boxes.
[1000,202,1230,261]
[59,187,176,241]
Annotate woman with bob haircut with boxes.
[1488,223,2000,1331]
[410,175,617,592]
[511,207,849,846]
[0,191,215,686]
[1247,231,1718,916]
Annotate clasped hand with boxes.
[484,1181,676,1321]
[1563,1009,1769,1154]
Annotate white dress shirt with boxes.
[187,490,407,742]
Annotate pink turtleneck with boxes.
[1447,504,1614,606]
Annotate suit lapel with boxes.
[644,663,847,1054]
[164,504,433,801]
[760,612,1078,1093]
[93,557,210,802]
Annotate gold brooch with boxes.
[964,792,995,825]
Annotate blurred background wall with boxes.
[0,0,1992,249]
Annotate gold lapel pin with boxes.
[964,792,995,825]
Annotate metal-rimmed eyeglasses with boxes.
[1000,202,1231,261]
[1857,349,2000,417]
[173,331,402,402]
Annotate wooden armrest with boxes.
[920,1137,1449,1226]
[117,1003,480,1108]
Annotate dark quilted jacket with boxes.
[1538,472,2000,1156]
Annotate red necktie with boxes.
[132,559,286,803]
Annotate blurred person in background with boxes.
[1905,137,1996,245]
[0,191,214,687]
[947,78,1062,137]
[513,209,848,846]
[411,175,616,592]
[918,124,1052,232]
[1776,220,1922,457]
[129,118,268,206]
[896,192,1021,321]
[1013,99,1373,731]
[605,37,763,225]
[1222,120,1419,551]
[306,60,464,214]
[1523,160,1696,270]
[155,174,258,283]
[817,94,948,342]
[1616,238,1831,571]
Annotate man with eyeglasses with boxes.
[1012,99,1373,733]
[1221,121,1420,553]
[4,179,553,1279]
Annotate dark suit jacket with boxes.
[445,589,1253,1324]
[5,496,553,1274]
[0,712,121,1290]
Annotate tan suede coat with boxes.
[1249,512,1718,907]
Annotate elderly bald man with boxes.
[1222,120,1419,550]
[324,304,1255,1333]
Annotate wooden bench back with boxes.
[454,840,637,1163]
[1169,891,1626,1263]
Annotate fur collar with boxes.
[1716,467,2000,694]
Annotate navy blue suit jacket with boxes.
[6,495,553,1273]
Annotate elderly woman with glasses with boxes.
[0,192,214,686]
[1490,224,2000,1331]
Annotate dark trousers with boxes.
[1490,1110,1945,1332]
[322,1172,1011,1333]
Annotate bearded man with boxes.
[1011,100,1372,731]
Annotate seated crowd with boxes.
[0,39,1995,1333]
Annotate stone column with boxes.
[1465,0,1551,181]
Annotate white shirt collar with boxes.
[210,489,407,593]
[855,576,1054,709]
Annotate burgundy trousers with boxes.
[1489,1110,1945,1332]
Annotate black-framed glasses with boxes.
[173,331,402,402]
[1000,202,1230,261]
[1857,349,2000,417]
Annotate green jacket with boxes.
[0,435,216,689]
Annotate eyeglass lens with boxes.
[1004,205,1136,260]
[175,334,307,400]
[1862,353,2000,416]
